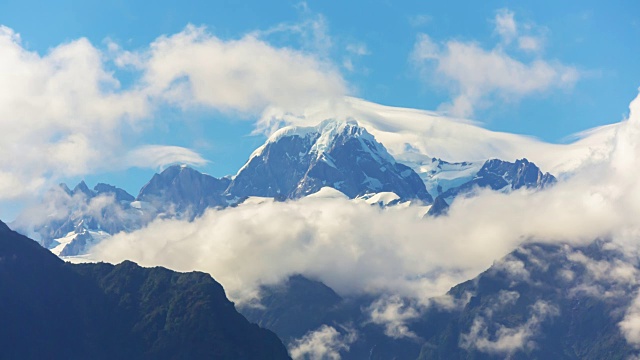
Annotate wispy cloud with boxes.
[409,14,432,28]
[460,300,559,355]
[411,9,575,118]
[289,325,357,360]
[123,145,208,170]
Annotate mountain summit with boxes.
[227,120,433,202]
[137,164,231,217]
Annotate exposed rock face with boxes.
[227,120,433,203]
[137,165,232,217]
[427,158,556,217]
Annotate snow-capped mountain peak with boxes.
[229,119,432,202]
[242,119,395,172]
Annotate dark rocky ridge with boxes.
[0,220,290,360]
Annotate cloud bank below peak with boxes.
[91,92,640,305]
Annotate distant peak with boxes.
[266,119,364,144]
[160,163,199,173]
[73,181,94,197]
[0,219,11,233]
[157,164,196,179]
[58,183,72,195]
[94,183,135,202]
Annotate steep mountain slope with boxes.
[240,241,639,359]
[439,158,555,199]
[240,275,423,360]
[0,220,290,360]
[427,158,555,217]
[137,164,232,217]
[12,182,145,252]
[418,158,484,198]
[227,120,433,202]
[414,242,636,359]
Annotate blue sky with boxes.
[0,0,639,218]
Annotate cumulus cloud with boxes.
[289,325,357,360]
[367,296,420,339]
[92,196,494,303]
[0,23,347,201]
[0,25,150,199]
[411,9,575,117]
[126,25,346,114]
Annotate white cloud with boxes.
[491,255,531,283]
[87,92,640,314]
[257,95,614,178]
[621,292,640,347]
[127,25,346,114]
[460,300,559,355]
[495,9,518,44]
[367,296,420,339]
[494,8,546,53]
[0,23,347,201]
[411,33,579,117]
[0,26,152,199]
[411,9,570,117]
[123,145,208,170]
[342,42,370,73]
[11,184,148,245]
[345,43,370,56]
[289,325,357,360]
[568,251,638,287]
[518,35,544,52]
[249,3,333,56]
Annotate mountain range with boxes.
[241,240,638,359]
[6,118,637,359]
[12,120,555,257]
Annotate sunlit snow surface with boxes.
[50,230,111,256]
